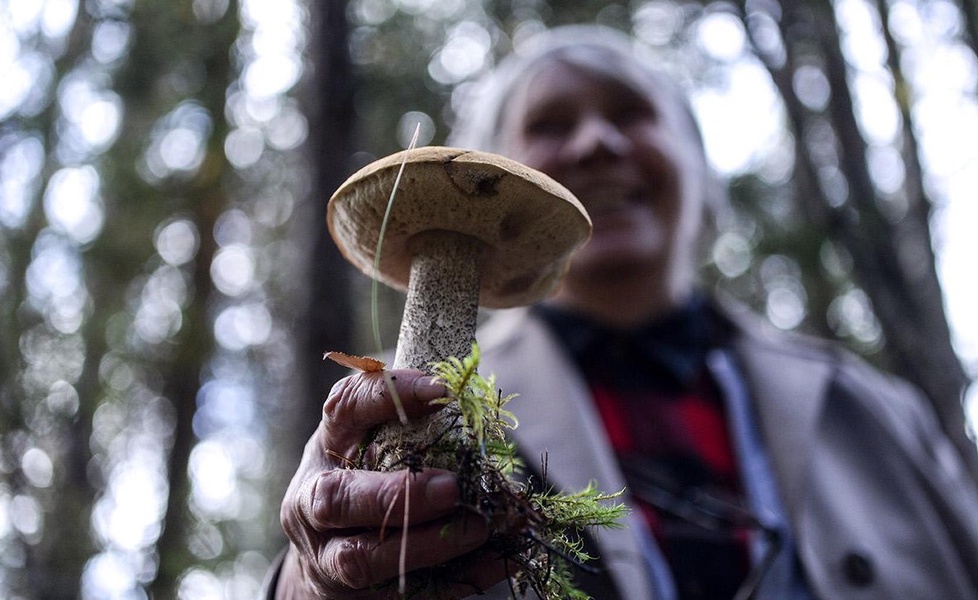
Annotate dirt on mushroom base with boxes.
[332,344,627,600]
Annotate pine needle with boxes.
[371,122,421,425]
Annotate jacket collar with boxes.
[531,294,723,392]
[718,299,834,522]
[477,307,658,600]
[478,299,837,559]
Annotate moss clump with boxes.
[373,343,627,600]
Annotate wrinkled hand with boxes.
[276,369,505,599]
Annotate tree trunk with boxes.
[814,0,975,474]
[287,0,357,468]
[139,2,238,596]
[743,0,977,475]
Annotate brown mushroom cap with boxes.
[327,146,592,309]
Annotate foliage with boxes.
[430,343,519,456]
[404,344,627,600]
[0,0,311,597]
[2,0,978,597]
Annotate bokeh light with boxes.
[3,0,978,598]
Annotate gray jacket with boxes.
[476,304,978,600]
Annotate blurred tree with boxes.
[114,4,239,596]
[2,0,976,597]
[735,0,976,473]
[0,9,99,594]
[295,0,356,446]
[2,0,312,597]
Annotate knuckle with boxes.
[280,474,310,531]
[280,485,321,551]
[322,377,356,424]
[375,475,407,515]
[323,375,383,429]
[310,470,355,528]
[325,537,376,590]
[279,492,300,532]
[313,470,409,528]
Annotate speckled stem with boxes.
[393,230,485,371]
[372,230,485,470]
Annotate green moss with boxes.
[423,343,628,600]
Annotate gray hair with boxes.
[448,24,728,239]
[447,25,705,156]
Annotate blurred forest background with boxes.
[1,0,977,597]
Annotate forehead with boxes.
[496,49,705,148]
[505,51,685,120]
[515,60,659,111]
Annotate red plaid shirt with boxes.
[536,299,751,599]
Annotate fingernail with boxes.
[425,473,459,510]
[414,376,446,400]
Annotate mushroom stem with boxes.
[393,230,486,371]
[326,147,591,471]
[372,230,485,470]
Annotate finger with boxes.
[278,535,512,600]
[322,370,447,452]
[318,515,491,591]
[288,469,461,532]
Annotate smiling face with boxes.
[496,57,709,316]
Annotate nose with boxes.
[563,114,631,165]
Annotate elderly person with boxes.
[266,25,978,600]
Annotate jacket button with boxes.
[842,552,874,587]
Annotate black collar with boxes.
[533,295,729,392]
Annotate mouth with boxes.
[574,184,652,218]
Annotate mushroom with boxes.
[327,146,591,469]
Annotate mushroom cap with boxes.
[327,146,592,309]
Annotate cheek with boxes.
[680,162,709,226]
[501,138,563,176]
[517,150,558,178]
[671,190,707,249]
[662,143,708,224]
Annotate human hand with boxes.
[276,369,505,599]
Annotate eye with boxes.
[610,100,656,129]
[524,115,572,138]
